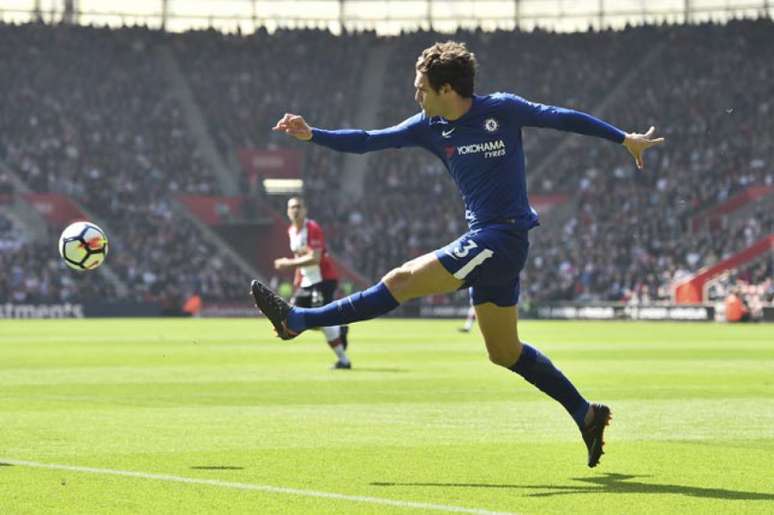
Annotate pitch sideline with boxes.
[1,458,518,515]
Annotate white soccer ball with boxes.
[58,221,109,271]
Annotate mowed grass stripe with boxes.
[0,459,518,515]
[4,400,774,458]
[2,317,773,341]
[2,356,772,384]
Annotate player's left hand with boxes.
[623,126,665,170]
[274,257,292,271]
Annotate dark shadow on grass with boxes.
[190,466,244,470]
[345,368,408,373]
[0,463,14,467]
[371,473,774,501]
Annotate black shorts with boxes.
[292,279,338,308]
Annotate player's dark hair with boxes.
[416,41,476,98]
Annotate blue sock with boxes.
[287,282,399,333]
[509,343,590,428]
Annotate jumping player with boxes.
[273,196,351,369]
[253,41,664,467]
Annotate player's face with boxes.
[287,199,306,223]
[414,72,443,117]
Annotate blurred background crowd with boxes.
[1,19,771,317]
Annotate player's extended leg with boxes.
[382,252,463,302]
[474,302,611,467]
[250,252,462,339]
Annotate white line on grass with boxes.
[1,458,517,515]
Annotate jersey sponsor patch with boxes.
[456,139,506,159]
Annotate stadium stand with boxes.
[0,23,247,305]
[1,20,772,309]
[0,209,118,302]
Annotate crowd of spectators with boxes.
[0,211,118,303]
[0,212,21,252]
[173,28,373,154]
[520,19,774,303]
[708,257,773,321]
[173,28,379,227]
[0,23,248,304]
[0,238,120,304]
[1,20,771,308]
[526,206,773,305]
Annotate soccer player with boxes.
[273,196,351,369]
[458,304,477,333]
[253,41,664,467]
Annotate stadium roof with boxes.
[2,0,771,35]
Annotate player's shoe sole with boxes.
[581,403,612,468]
[249,279,297,340]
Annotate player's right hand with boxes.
[274,257,292,270]
[272,113,312,141]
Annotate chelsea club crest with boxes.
[484,118,499,132]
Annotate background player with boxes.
[274,196,351,369]
[458,303,477,333]
[254,41,663,466]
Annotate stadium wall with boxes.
[418,303,718,321]
[0,302,162,319]
[7,302,773,322]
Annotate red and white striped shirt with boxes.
[288,219,337,287]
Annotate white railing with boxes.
[1,0,771,35]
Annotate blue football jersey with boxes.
[310,93,625,230]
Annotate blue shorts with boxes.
[435,224,530,307]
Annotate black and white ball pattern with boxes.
[58,221,109,271]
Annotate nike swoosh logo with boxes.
[441,128,455,138]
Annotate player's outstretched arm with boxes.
[273,113,312,141]
[273,112,422,154]
[514,96,665,169]
[622,126,665,170]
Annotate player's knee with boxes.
[488,350,517,368]
[381,264,413,294]
[485,340,523,368]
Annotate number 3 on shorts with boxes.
[453,239,478,258]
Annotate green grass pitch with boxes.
[1,318,772,514]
